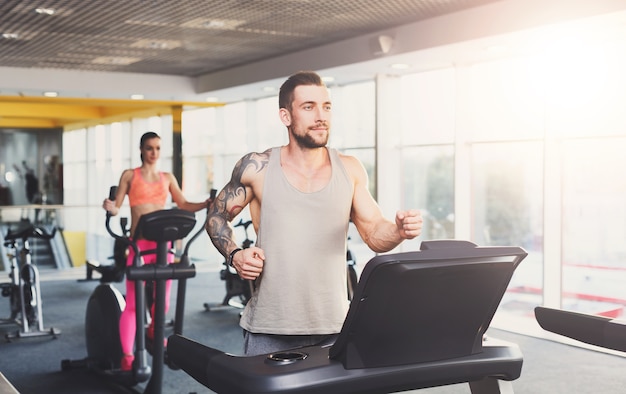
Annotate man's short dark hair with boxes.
[279,71,324,110]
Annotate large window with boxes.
[330,81,376,149]
[401,68,456,145]
[463,58,547,326]
[332,82,376,263]
[471,141,544,317]
[561,137,626,317]
[395,37,626,333]
[402,146,455,250]
[182,107,217,197]
[399,68,456,251]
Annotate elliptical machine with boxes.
[61,186,204,394]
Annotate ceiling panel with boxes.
[0,0,502,76]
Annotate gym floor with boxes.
[1,260,625,393]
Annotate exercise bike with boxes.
[61,186,206,394]
[1,223,61,341]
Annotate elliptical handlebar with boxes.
[105,185,117,220]
[105,186,140,261]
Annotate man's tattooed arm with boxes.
[205,151,269,257]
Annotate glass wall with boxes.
[396,37,626,332]
[332,81,377,264]
[561,137,626,317]
[402,146,455,245]
[399,68,456,252]
[470,141,544,319]
[463,58,547,323]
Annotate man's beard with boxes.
[291,127,329,149]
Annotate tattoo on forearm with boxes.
[205,152,268,256]
[206,212,235,257]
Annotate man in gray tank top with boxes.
[206,71,423,356]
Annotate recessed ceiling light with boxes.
[2,33,19,39]
[131,39,182,50]
[262,86,276,92]
[130,94,144,100]
[182,18,244,30]
[150,42,167,49]
[205,96,219,102]
[35,8,55,15]
[203,20,225,28]
[43,91,58,97]
[390,63,411,70]
[92,56,141,65]
[321,76,335,83]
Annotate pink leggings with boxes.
[119,239,173,356]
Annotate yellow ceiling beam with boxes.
[62,106,181,131]
[0,95,224,131]
[99,105,172,118]
[0,117,60,128]
[0,95,224,108]
[0,102,103,119]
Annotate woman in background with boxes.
[102,131,210,371]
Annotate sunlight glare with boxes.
[533,23,610,110]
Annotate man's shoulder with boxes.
[241,148,273,166]
[237,149,273,186]
[256,147,274,159]
[335,150,361,170]
[332,151,367,187]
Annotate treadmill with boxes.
[168,240,528,393]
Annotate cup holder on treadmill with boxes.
[266,351,308,365]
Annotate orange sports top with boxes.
[128,167,169,207]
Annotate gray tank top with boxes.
[240,147,354,335]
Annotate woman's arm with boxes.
[102,169,132,216]
[167,173,211,212]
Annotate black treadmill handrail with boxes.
[535,306,626,353]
